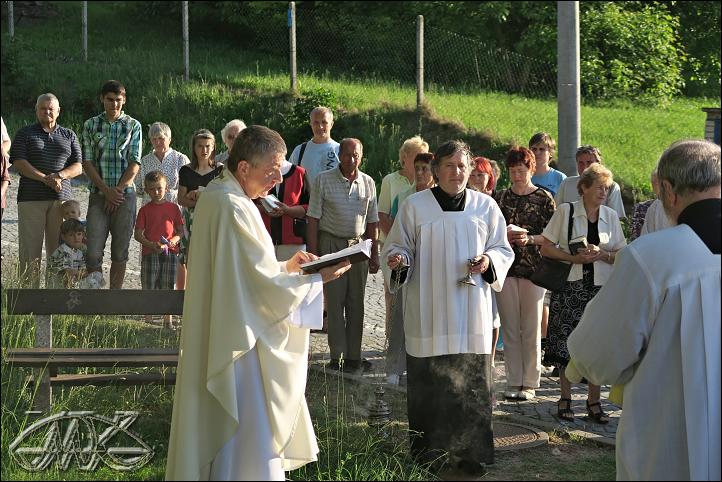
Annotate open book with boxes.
[300,239,372,274]
[259,193,281,213]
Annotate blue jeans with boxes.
[86,190,137,270]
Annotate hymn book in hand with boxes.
[300,239,372,274]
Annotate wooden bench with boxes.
[4,289,184,411]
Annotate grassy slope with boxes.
[2,2,718,198]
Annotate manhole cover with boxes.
[493,421,548,451]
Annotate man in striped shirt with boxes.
[81,80,142,289]
[307,138,380,372]
[9,93,83,286]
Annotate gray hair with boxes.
[310,106,333,120]
[220,119,246,143]
[227,125,287,171]
[339,138,363,156]
[576,145,603,163]
[431,140,473,181]
[36,93,59,109]
[657,139,721,196]
[148,122,171,140]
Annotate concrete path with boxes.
[1,171,619,446]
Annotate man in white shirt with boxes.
[555,145,626,219]
[568,139,720,481]
[288,107,339,184]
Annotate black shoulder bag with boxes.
[529,203,575,292]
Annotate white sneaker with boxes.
[386,374,400,386]
[504,390,520,399]
[518,389,536,400]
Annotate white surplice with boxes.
[568,224,720,481]
[165,170,323,481]
[382,189,514,357]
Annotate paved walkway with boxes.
[1,171,619,446]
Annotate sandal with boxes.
[557,398,574,421]
[586,401,610,424]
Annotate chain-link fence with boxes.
[425,26,556,98]
[194,3,557,99]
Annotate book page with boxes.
[300,239,372,273]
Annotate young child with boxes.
[134,170,184,329]
[529,132,566,196]
[61,199,83,222]
[59,200,86,245]
[47,219,104,289]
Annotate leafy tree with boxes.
[579,3,685,103]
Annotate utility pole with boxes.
[557,1,581,176]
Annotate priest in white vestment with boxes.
[384,140,514,476]
[165,126,351,481]
[568,139,721,481]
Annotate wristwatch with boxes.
[57,172,66,180]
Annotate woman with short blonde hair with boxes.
[540,162,626,424]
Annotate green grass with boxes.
[2,1,718,200]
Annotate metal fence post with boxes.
[416,15,424,109]
[182,1,189,81]
[82,1,88,62]
[33,315,52,412]
[8,1,14,38]
[289,2,297,93]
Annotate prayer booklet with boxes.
[259,194,281,213]
[300,239,372,274]
[568,236,588,254]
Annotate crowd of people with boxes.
[1,79,719,481]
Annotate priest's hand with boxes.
[319,260,352,283]
[387,254,407,270]
[469,254,490,274]
[287,250,318,273]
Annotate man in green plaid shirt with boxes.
[82,80,142,289]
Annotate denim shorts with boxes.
[85,189,137,269]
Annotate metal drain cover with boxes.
[493,421,548,451]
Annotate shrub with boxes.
[579,3,685,104]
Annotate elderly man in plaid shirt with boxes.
[81,80,142,289]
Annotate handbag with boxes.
[529,203,575,292]
[293,217,307,241]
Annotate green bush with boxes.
[579,3,686,104]
[282,87,340,143]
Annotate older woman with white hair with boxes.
[137,122,190,205]
[215,119,247,164]
[384,140,514,476]
[540,163,626,424]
